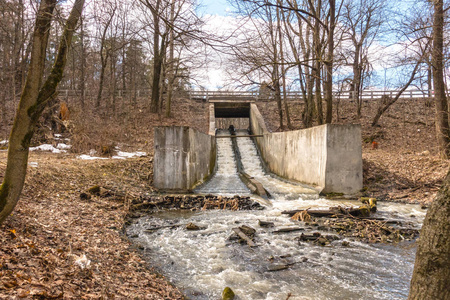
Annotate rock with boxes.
[342,241,350,247]
[258,220,274,228]
[80,192,91,200]
[267,264,289,272]
[228,233,239,241]
[316,237,329,246]
[186,223,201,231]
[360,197,377,212]
[299,232,321,241]
[87,185,101,195]
[222,287,235,300]
[239,225,256,237]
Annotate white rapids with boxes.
[195,130,250,195]
[235,131,317,199]
[127,129,427,300]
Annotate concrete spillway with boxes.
[195,129,317,198]
[235,131,317,198]
[153,100,362,195]
[195,130,250,195]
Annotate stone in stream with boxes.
[222,287,235,300]
[360,197,377,212]
[258,220,275,228]
[267,264,289,272]
[186,223,201,231]
[239,225,256,237]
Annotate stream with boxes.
[126,130,425,300]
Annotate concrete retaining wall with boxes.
[153,126,216,191]
[250,104,362,194]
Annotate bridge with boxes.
[188,89,434,102]
[55,88,433,101]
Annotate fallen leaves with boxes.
[0,154,184,299]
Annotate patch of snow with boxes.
[29,144,66,153]
[28,162,38,168]
[78,150,147,160]
[74,254,91,269]
[111,155,127,160]
[54,134,62,138]
[0,140,8,145]
[56,143,72,150]
[115,151,147,158]
[77,154,108,160]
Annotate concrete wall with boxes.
[153,126,216,191]
[250,104,362,194]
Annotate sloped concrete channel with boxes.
[132,100,425,299]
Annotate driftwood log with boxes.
[232,227,256,247]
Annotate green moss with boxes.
[27,103,38,117]
[21,131,33,149]
[222,287,235,300]
[0,182,11,215]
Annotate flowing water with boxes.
[195,130,250,195]
[235,131,318,198]
[127,131,426,300]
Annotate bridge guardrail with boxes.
[54,89,435,102]
[188,90,435,101]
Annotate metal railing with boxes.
[188,89,434,102]
[54,88,434,101]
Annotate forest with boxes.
[0,0,450,299]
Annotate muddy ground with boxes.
[0,96,448,298]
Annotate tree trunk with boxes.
[165,0,176,118]
[313,0,323,125]
[96,54,108,108]
[150,0,162,113]
[409,169,450,299]
[431,0,450,159]
[353,45,362,118]
[324,0,335,124]
[274,79,284,129]
[0,0,84,225]
[80,17,86,109]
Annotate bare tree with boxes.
[339,0,386,118]
[95,0,117,108]
[431,0,450,159]
[0,0,85,224]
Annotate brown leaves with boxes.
[0,154,184,299]
[291,211,311,222]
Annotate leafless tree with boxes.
[0,0,85,224]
